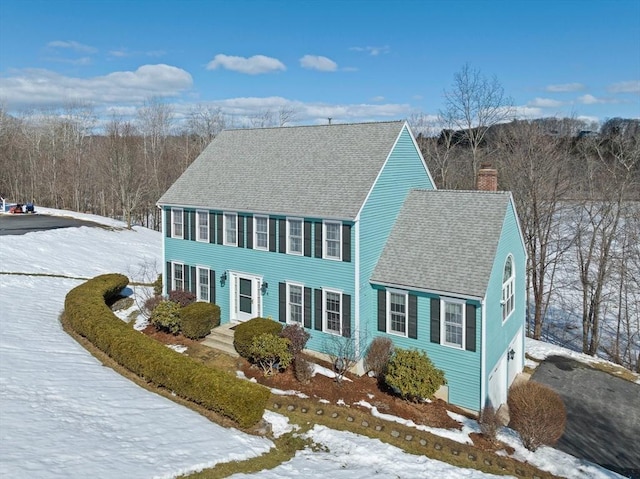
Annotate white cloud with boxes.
[577,94,604,105]
[350,45,390,56]
[108,49,166,59]
[545,82,585,93]
[44,56,93,66]
[299,55,337,72]
[206,54,285,74]
[0,64,193,108]
[608,80,640,94]
[528,97,564,108]
[47,40,97,54]
[371,96,385,102]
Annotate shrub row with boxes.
[64,274,269,428]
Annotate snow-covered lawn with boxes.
[0,208,626,478]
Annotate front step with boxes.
[202,323,238,357]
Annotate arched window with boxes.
[502,255,515,321]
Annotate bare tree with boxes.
[323,330,369,384]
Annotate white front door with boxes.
[488,354,507,409]
[230,272,262,322]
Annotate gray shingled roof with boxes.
[158,121,407,220]
[371,189,511,299]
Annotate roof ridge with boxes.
[413,189,510,195]
[223,120,405,133]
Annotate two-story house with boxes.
[157,121,526,412]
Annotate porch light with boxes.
[508,348,515,360]
[261,281,269,294]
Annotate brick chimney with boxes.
[477,164,498,192]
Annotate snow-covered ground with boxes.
[0,208,626,478]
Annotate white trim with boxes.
[196,266,210,302]
[228,271,263,321]
[195,210,209,242]
[223,212,238,246]
[286,217,304,255]
[160,205,166,295]
[371,280,483,302]
[323,220,342,260]
[440,297,465,349]
[386,289,408,337]
[480,297,487,410]
[285,282,305,325]
[354,219,360,357]
[501,254,515,323]
[171,208,184,239]
[171,261,185,291]
[253,214,269,251]
[322,288,343,336]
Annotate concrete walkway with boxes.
[532,355,640,478]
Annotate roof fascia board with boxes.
[370,279,484,303]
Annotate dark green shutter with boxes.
[216,213,223,245]
[209,270,216,303]
[182,264,188,291]
[279,282,286,322]
[304,287,312,329]
[465,303,476,352]
[209,212,215,243]
[189,211,196,241]
[377,289,386,332]
[408,294,418,339]
[165,261,172,293]
[190,266,196,294]
[304,221,312,257]
[279,219,286,253]
[238,215,245,248]
[268,218,276,252]
[246,215,253,249]
[182,213,188,239]
[342,224,351,262]
[314,289,322,331]
[165,209,171,237]
[314,222,322,257]
[430,298,440,344]
[342,294,351,338]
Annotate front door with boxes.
[231,272,262,322]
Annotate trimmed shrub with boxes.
[249,333,293,376]
[181,302,220,339]
[294,354,314,384]
[479,403,502,444]
[364,336,394,377]
[150,300,182,334]
[384,348,446,402]
[279,323,310,356]
[144,295,163,316]
[233,317,283,359]
[508,381,566,451]
[153,274,163,296]
[168,289,196,307]
[64,274,269,428]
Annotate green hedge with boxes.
[182,302,221,339]
[64,274,269,428]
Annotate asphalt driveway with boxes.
[0,214,103,236]
[532,355,640,478]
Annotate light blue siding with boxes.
[358,126,434,347]
[483,201,527,393]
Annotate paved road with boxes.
[0,214,102,236]
[532,355,640,478]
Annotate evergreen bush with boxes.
[248,333,293,376]
[150,300,182,334]
[233,317,283,359]
[181,302,220,339]
[153,274,163,296]
[384,348,446,402]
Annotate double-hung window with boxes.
[224,212,237,246]
[287,283,303,324]
[172,262,184,291]
[442,299,464,348]
[388,291,407,336]
[197,267,209,302]
[196,210,209,242]
[323,221,341,260]
[254,215,269,251]
[171,208,183,239]
[324,289,342,335]
[502,255,515,321]
[287,218,303,255]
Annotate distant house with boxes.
[157,121,526,412]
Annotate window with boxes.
[287,283,303,324]
[287,218,303,255]
[502,255,515,321]
[323,221,342,260]
[197,267,209,302]
[196,211,209,242]
[254,215,269,251]
[171,208,183,239]
[442,299,464,348]
[224,213,237,246]
[387,291,407,336]
[172,262,184,291]
[324,290,342,335]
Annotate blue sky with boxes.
[1,0,638,128]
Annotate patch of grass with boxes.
[186,343,241,375]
